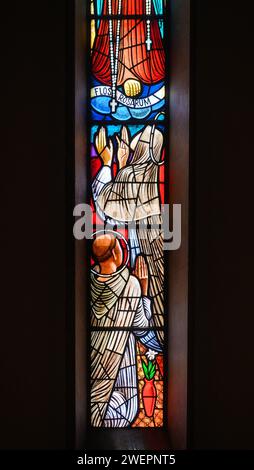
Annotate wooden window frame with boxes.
[71,0,190,450]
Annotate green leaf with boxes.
[142,361,148,378]
[150,365,156,379]
[148,361,153,373]
[142,359,157,379]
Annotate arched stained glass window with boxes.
[88,0,168,428]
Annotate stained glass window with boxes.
[89,0,167,428]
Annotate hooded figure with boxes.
[92,125,164,346]
[90,234,161,427]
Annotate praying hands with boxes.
[95,127,113,166]
[116,126,130,169]
[133,255,149,297]
[95,126,130,169]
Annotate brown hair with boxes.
[92,234,117,263]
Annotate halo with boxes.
[150,112,165,166]
[91,230,130,278]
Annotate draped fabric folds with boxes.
[92,0,165,86]
[94,126,164,345]
[89,0,166,428]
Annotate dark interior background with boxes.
[1,0,254,449]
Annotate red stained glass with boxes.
[89,0,167,429]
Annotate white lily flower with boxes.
[146,349,158,361]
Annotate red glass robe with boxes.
[92,0,165,86]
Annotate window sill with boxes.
[84,429,170,451]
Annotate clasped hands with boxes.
[133,256,158,362]
[95,126,130,169]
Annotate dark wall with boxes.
[190,1,254,449]
[1,1,68,449]
[1,0,254,449]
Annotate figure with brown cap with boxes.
[92,124,164,349]
[90,233,162,427]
